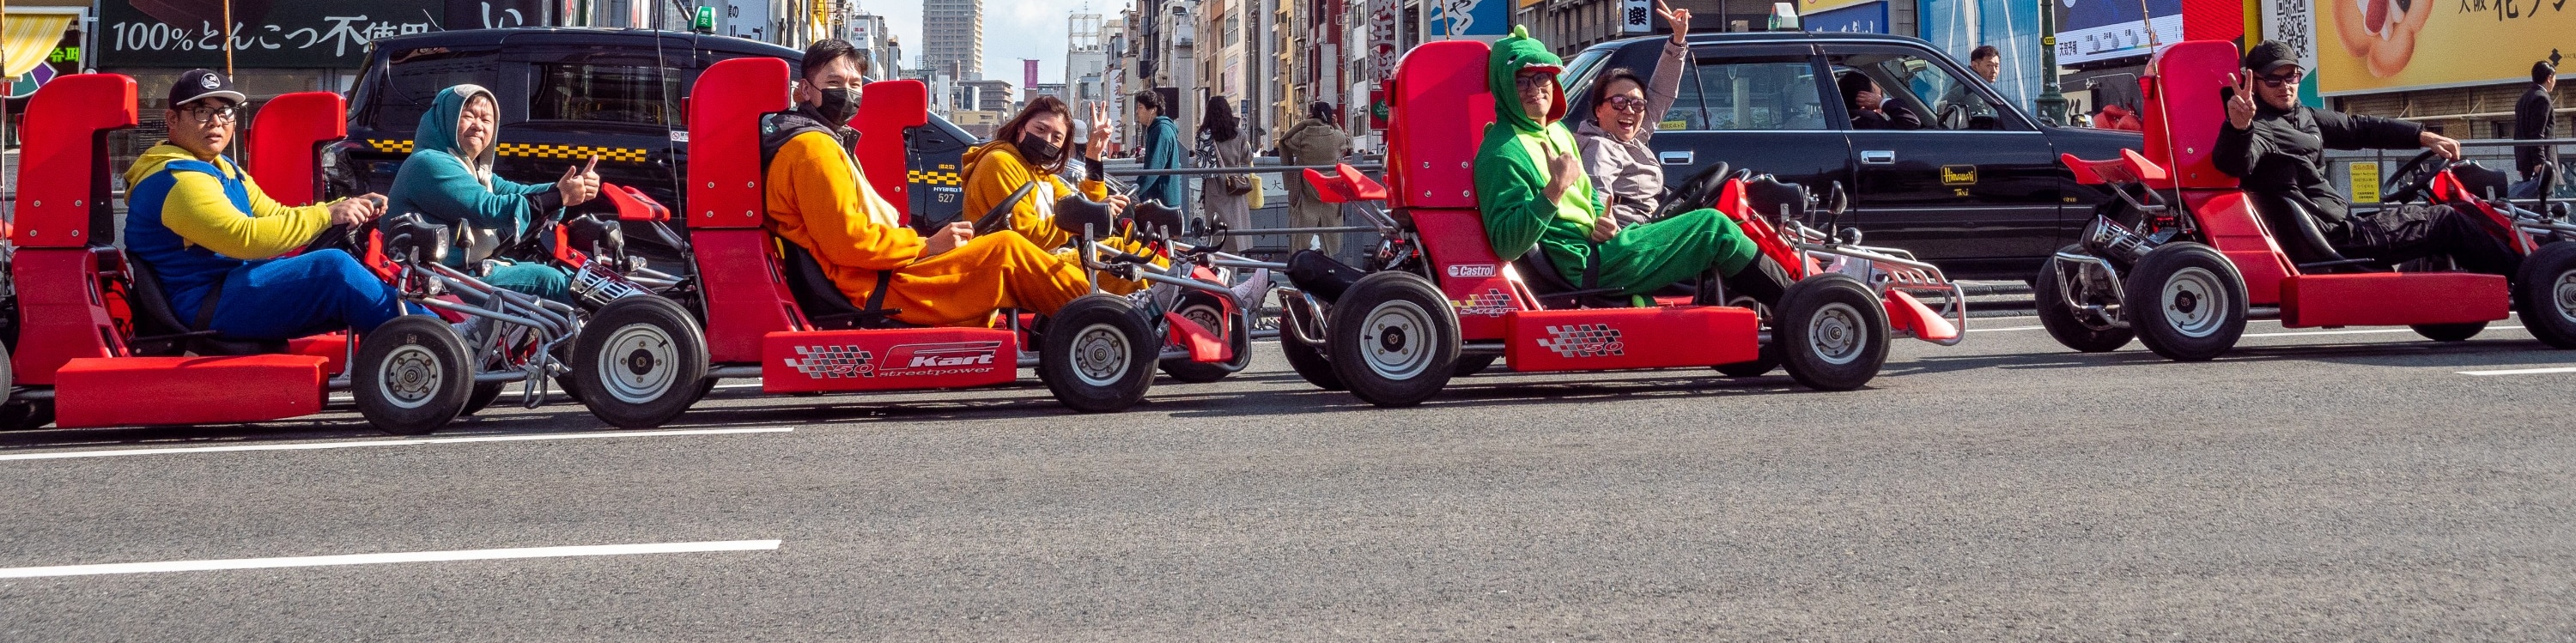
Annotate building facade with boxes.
[924,0,984,82]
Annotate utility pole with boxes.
[2032,0,2067,126]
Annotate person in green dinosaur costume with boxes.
[1473,26,1791,306]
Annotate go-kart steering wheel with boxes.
[2381,149,2451,205]
[1658,161,1730,216]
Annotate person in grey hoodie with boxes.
[1574,0,1690,225]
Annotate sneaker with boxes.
[1230,268,1274,306]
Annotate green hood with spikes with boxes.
[1486,25,1567,134]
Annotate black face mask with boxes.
[813,87,862,125]
[1016,130,1063,164]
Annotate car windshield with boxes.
[529,63,683,126]
[365,49,501,132]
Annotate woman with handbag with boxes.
[1197,95,1255,238]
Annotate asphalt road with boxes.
[3,316,2573,640]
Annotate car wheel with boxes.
[1279,301,1346,391]
[1038,294,1157,412]
[354,316,474,435]
[2123,242,2246,362]
[1775,275,1889,391]
[1451,354,1499,377]
[2516,241,2576,349]
[573,296,710,429]
[2035,246,2136,352]
[1327,271,1458,407]
[2411,322,2487,343]
[1159,293,1252,383]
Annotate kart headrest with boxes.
[380,213,452,265]
[2142,40,2243,190]
[685,57,793,229]
[246,91,346,207]
[9,74,138,248]
[2447,161,2511,201]
[564,213,625,258]
[855,79,931,223]
[1051,194,1118,239]
[1743,175,1810,221]
[1127,199,1187,240]
[1385,40,1496,209]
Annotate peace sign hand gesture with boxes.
[1086,101,1115,161]
[2227,69,2258,131]
[1656,0,1692,44]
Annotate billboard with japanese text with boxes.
[100,0,546,69]
[2317,0,2574,94]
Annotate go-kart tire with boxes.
[461,381,506,416]
[2123,242,2246,362]
[1038,294,1158,412]
[2411,322,2487,343]
[0,401,54,431]
[573,296,711,429]
[1327,271,1459,407]
[1279,306,1346,391]
[1159,294,1252,383]
[1453,354,1499,377]
[354,316,474,435]
[2035,246,2136,353]
[1775,275,1889,391]
[2516,241,2576,349]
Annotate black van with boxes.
[331,27,975,249]
[1558,32,2142,281]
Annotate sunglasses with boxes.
[1602,95,1649,112]
[2256,70,2305,88]
[1514,74,1554,90]
[180,104,241,124]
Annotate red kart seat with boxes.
[1302,163,1388,203]
[9,74,138,386]
[1384,40,1496,209]
[686,58,805,362]
[2142,40,2245,191]
[854,79,929,223]
[245,91,345,207]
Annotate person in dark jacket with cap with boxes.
[2215,42,2518,277]
[2512,59,2557,197]
[121,69,410,341]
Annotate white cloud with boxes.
[863,0,1103,85]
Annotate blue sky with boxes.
[864,0,1103,84]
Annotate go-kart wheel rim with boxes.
[597,323,678,404]
[2553,269,2576,325]
[1179,302,1227,337]
[1069,322,1133,387]
[1807,301,1868,366]
[377,344,445,410]
[2160,266,2227,338]
[1359,299,1435,380]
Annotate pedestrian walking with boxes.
[2514,59,2557,198]
[1196,96,1255,238]
[1279,101,1353,253]
[1130,90,1186,209]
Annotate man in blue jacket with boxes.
[1130,90,1186,209]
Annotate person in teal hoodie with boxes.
[1473,26,1790,306]
[1129,89,1187,209]
[386,85,600,303]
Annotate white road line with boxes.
[2458,367,2576,376]
[0,428,792,462]
[0,540,781,579]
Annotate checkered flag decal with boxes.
[1537,324,1625,358]
[785,345,875,378]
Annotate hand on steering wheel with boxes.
[2381,149,2451,205]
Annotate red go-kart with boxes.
[2038,40,2576,360]
[0,75,483,434]
[1273,40,1966,407]
[614,58,1242,422]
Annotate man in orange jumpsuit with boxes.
[762,39,1103,327]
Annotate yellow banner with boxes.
[1798,0,1879,14]
[2316,0,2574,95]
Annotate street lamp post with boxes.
[2032,0,2068,126]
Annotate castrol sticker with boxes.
[1447,264,1498,278]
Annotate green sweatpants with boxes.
[1546,206,1761,296]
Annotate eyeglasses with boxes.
[2257,70,2305,88]
[181,104,240,124]
[1514,74,1554,91]
[1602,95,1649,112]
